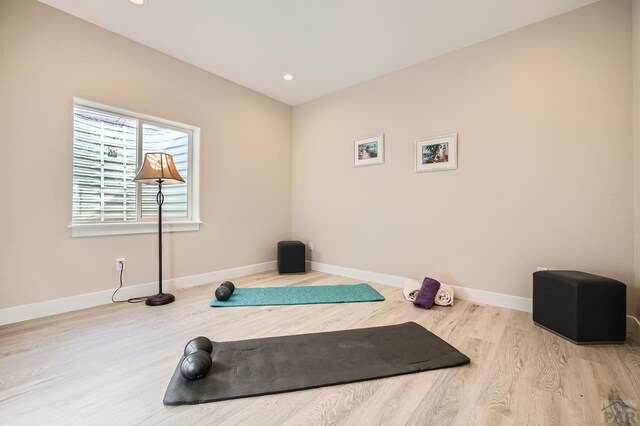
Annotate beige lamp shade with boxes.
[134,152,185,185]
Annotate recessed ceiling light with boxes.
[129,0,145,5]
[283,74,294,81]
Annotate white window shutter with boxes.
[72,106,138,223]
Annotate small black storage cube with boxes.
[532,270,626,344]
[277,241,306,274]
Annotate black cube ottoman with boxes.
[532,270,626,344]
[277,241,306,274]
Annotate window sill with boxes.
[69,221,201,237]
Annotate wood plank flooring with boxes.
[0,270,638,425]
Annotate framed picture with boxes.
[415,133,457,172]
[353,133,384,167]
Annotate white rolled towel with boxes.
[434,283,454,306]
[403,278,422,302]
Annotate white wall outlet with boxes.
[536,266,549,272]
[308,241,314,251]
[115,258,126,272]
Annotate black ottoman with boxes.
[533,271,626,344]
[277,241,306,274]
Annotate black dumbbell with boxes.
[215,281,235,301]
[181,337,214,381]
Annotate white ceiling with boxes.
[39,0,598,106]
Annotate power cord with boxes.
[111,265,148,304]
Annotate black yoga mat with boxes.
[164,322,470,405]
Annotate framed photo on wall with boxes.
[415,133,457,172]
[353,133,384,167]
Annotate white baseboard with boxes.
[167,261,277,290]
[0,261,276,326]
[310,261,534,312]
[448,285,533,313]
[628,315,640,339]
[310,262,406,287]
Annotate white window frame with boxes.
[69,98,201,237]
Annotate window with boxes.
[70,99,200,237]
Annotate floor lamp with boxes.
[134,152,185,306]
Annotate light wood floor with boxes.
[1,271,639,425]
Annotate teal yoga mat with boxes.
[210,283,384,307]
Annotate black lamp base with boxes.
[145,293,175,306]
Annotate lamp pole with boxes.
[145,177,175,306]
[157,178,164,295]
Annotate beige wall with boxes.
[0,0,292,308]
[292,0,635,308]
[634,0,640,319]
[1,0,636,314]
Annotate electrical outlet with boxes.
[536,266,549,272]
[308,241,314,251]
[115,258,126,272]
